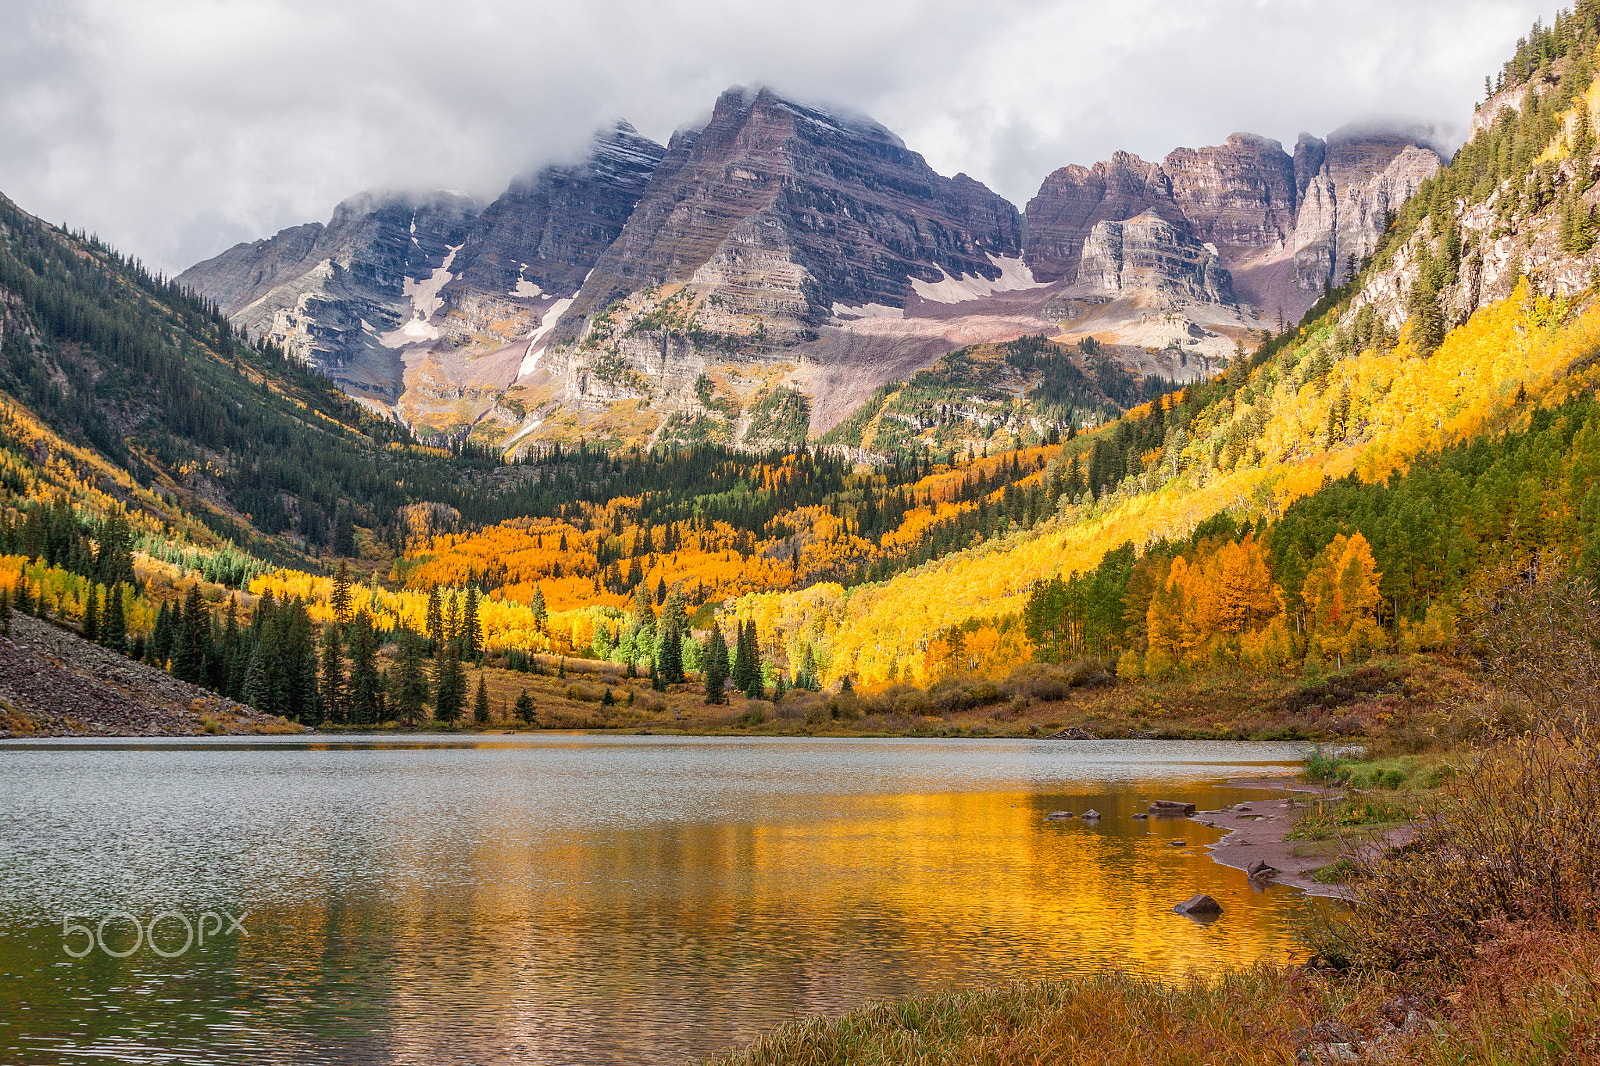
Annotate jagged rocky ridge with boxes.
[179,90,1441,452]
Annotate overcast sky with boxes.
[0,0,1553,274]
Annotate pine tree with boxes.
[12,574,30,615]
[333,508,356,556]
[530,585,547,631]
[102,583,127,654]
[741,620,763,699]
[434,642,465,725]
[425,587,443,653]
[394,632,431,725]
[796,645,820,690]
[658,587,685,685]
[319,623,346,725]
[222,598,245,700]
[703,624,728,704]
[473,673,490,725]
[150,600,173,666]
[731,618,754,693]
[463,587,482,661]
[0,586,10,639]
[81,584,99,643]
[514,688,536,725]
[348,613,381,725]
[330,559,352,625]
[171,584,209,684]
[444,593,462,655]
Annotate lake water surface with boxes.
[0,735,1314,1064]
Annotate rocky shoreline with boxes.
[1198,776,1411,899]
[0,614,302,738]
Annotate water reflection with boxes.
[0,736,1311,1064]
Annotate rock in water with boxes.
[1174,894,1223,916]
[1044,811,1076,820]
[1081,809,1101,819]
[1149,800,1197,816]
[1246,859,1278,881]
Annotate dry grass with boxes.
[703,932,1600,1065]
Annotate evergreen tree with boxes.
[102,583,127,654]
[473,672,490,725]
[602,687,615,707]
[81,584,99,643]
[319,623,346,725]
[150,600,173,666]
[649,655,663,692]
[425,587,444,653]
[434,641,465,725]
[330,559,353,625]
[513,688,536,725]
[657,587,686,685]
[742,620,764,700]
[0,586,10,639]
[530,585,548,631]
[796,645,820,691]
[221,598,244,700]
[394,631,431,725]
[333,508,356,556]
[630,583,655,653]
[731,617,755,692]
[444,593,462,654]
[171,585,208,684]
[348,613,381,725]
[463,586,482,661]
[703,623,728,704]
[12,574,30,615]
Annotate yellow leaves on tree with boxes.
[1144,535,1284,674]
[1302,531,1386,665]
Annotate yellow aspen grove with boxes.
[1302,531,1385,665]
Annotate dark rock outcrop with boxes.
[444,122,665,305]
[1023,129,1441,321]
[176,189,480,396]
[552,86,1024,343]
[1023,152,1178,283]
[1077,212,1234,304]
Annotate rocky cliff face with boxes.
[1290,130,1440,294]
[444,122,665,308]
[1023,128,1441,324]
[176,190,481,401]
[552,87,1024,343]
[1014,152,1177,284]
[1077,212,1234,303]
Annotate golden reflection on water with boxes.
[0,737,1310,1064]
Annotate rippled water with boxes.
[0,735,1313,1064]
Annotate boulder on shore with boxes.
[1246,859,1278,881]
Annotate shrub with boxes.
[1316,729,1600,976]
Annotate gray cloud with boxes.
[0,0,1550,273]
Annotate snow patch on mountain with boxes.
[517,297,575,377]
[909,255,1045,304]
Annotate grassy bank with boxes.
[702,931,1600,1065]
